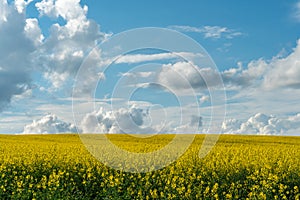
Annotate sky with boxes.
[1,0,300,135]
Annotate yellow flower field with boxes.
[0,134,299,199]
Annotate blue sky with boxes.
[1,0,300,135]
[82,0,300,67]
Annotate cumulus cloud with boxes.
[222,39,300,90]
[14,0,33,14]
[72,47,109,96]
[156,61,249,93]
[0,0,111,112]
[23,113,78,134]
[157,39,300,93]
[169,25,243,39]
[0,1,35,110]
[81,106,154,133]
[157,61,225,94]
[80,104,205,134]
[263,39,300,89]
[158,62,214,90]
[107,40,300,95]
[222,59,268,88]
[24,18,44,46]
[222,113,300,135]
[36,0,88,22]
[81,105,166,134]
[33,0,109,91]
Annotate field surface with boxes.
[0,134,300,199]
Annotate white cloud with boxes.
[219,39,300,90]
[43,71,70,89]
[33,0,108,90]
[263,39,300,89]
[35,0,56,17]
[114,52,203,64]
[0,1,35,110]
[0,0,110,112]
[22,113,78,134]
[120,71,155,78]
[12,86,33,100]
[293,1,300,22]
[213,39,300,91]
[35,0,91,37]
[81,105,166,134]
[156,60,265,94]
[0,0,9,23]
[24,18,44,46]
[199,95,209,104]
[14,0,33,14]
[202,26,241,39]
[115,52,178,64]
[126,39,300,95]
[2,0,300,136]
[162,39,300,91]
[72,47,108,96]
[222,113,300,135]
[80,102,206,134]
[36,0,88,21]
[169,25,243,39]
[157,62,221,92]
[222,59,268,88]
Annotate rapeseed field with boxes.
[0,134,299,199]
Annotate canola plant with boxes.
[0,134,299,199]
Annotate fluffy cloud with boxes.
[23,113,77,134]
[157,61,244,93]
[14,0,33,14]
[222,113,300,135]
[34,0,109,91]
[0,1,35,110]
[263,39,300,89]
[36,0,88,22]
[80,104,204,134]
[169,25,243,39]
[116,38,300,94]
[156,61,244,93]
[223,39,300,90]
[81,105,164,134]
[157,39,300,93]
[157,62,221,92]
[0,0,109,112]
[24,18,44,46]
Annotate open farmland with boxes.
[0,134,299,199]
